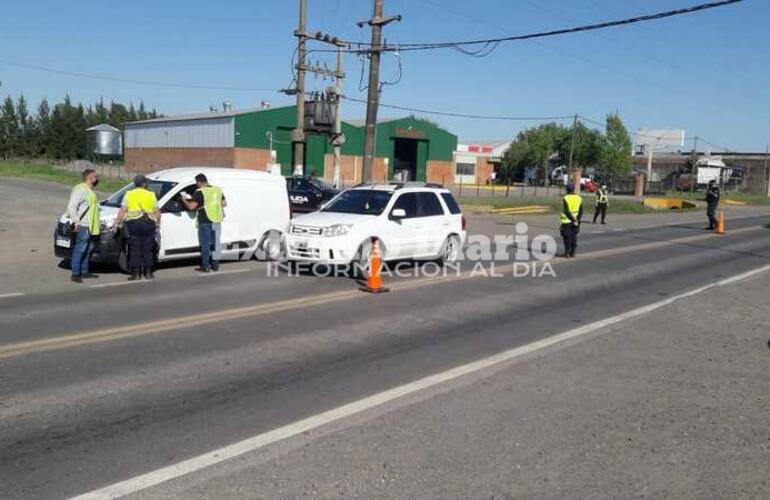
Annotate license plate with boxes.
[56,237,71,249]
[292,239,308,250]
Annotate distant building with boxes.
[123,106,457,183]
[453,140,509,185]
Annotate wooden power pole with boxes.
[359,0,400,182]
[292,0,308,176]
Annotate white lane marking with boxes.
[612,228,626,232]
[88,281,149,289]
[196,268,252,277]
[70,261,770,500]
[0,292,24,299]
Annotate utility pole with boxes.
[332,46,344,188]
[359,0,401,182]
[292,0,308,176]
[568,114,580,191]
[765,109,770,197]
[690,136,698,195]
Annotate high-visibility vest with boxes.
[73,183,101,235]
[123,188,157,221]
[197,185,224,223]
[560,193,582,224]
[596,189,608,204]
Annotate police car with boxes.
[285,176,339,214]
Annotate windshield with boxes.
[309,177,334,191]
[322,189,393,215]
[102,180,178,207]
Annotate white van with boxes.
[54,167,290,272]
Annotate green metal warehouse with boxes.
[124,105,457,183]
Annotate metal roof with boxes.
[344,116,410,128]
[86,123,121,132]
[125,105,293,126]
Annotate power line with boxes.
[341,0,742,54]
[342,95,574,121]
[0,59,278,93]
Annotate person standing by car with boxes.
[66,169,101,283]
[560,183,583,258]
[116,175,160,281]
[705,179,721,230]
[593,184,609,224]
[181,173,226,273]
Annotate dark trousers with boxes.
[126,219,156,271]
[593,202,607,224]
[198,222,221,269]
[707,202,718,229]
[560,223,579,256]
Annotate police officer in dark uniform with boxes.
[593,183,609,224]
[705,179,721,230]
[560,183,583,258]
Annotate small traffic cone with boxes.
[715,210,725,235]
[360,238,389,293]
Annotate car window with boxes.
[322,189,393,215]
[102,180,177,207]
[440,193,462,214]
[417,192,445,217]
[392,192,419,218]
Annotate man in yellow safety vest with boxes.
[560,183,583,258]
[181,173,227,272]
[117,175,160,280]
[593,184,609,224]
[66,169,101,283]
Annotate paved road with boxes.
[1,178,770,498]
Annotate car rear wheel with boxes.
[117,247,129,274]
[437,235,462,266]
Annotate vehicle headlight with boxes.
[100,218,117,231]
[323,223,353,237]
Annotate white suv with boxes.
[286,183,466,269]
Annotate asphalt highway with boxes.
[1,192,769,497]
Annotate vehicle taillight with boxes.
[461,215,467,231]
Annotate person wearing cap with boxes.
[180,173,226,272]
[116,175,160,280]
[560,183,583,258]
[65,169,101,283]
[593,183,609,224]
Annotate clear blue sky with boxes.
[2,0,768,151]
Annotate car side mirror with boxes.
[163,200,184,214]
[390,208,407,220]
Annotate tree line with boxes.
[500,113,633,183]
[0,94,160,160]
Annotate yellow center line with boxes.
[0,225,764,360]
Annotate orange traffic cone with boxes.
[360,238,389,293]
[715,210,725,235]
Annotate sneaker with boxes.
[210,264,220,272]
[70,275,83,283]
[196,266,210,273]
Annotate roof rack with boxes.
[388,181,446,190]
